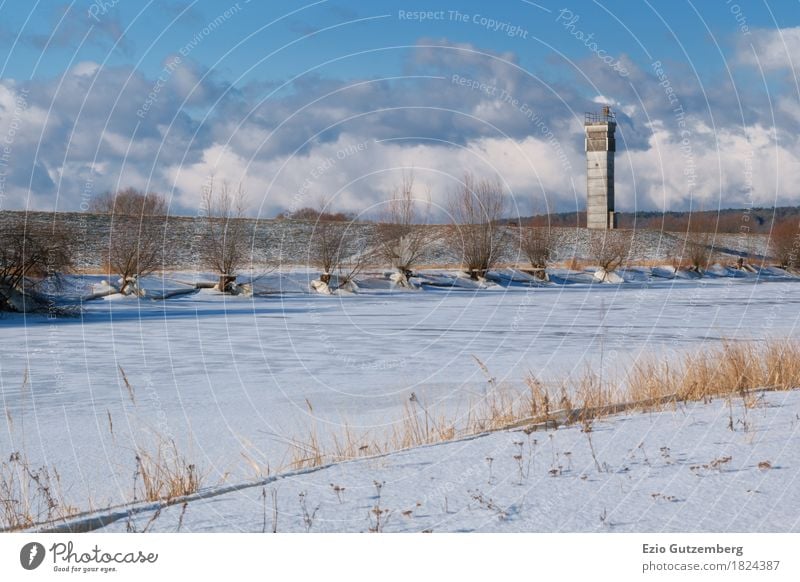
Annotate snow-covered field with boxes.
[2,267,800,532]
[107,390,800,533]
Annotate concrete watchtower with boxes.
[585,106,617,229]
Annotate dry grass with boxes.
[763,340,800,389]
[668,257,695,271]
[6,339,800,530]
[564,257,586,271]
[115,367,206,504]
[284,372,610,470]
[134,437,204,502]
[0,452,77,531]
[1,432,205,530]
[626,340,800,403]
[283,339,800,471]
[285,398,458,470]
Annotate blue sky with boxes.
[0,1,798,217]
[2,1,796,82]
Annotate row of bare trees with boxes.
[86,184,252,295]
[4,177,800,310]
[0,182,255,310]
[306,172,513,288]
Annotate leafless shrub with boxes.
[447,173,508,280]
[686,236,714,272]
[0,221,75,312]
[106,220,169,295]
[739,232,761,269]
[89,187,168,216]
[92,189,170,294]
[769,218,800,269]
[520,227,552,279]
[683,215,717,273]
[308,200,367,290]
[200,180,251,292]
[587,230,631,274]
[374,171,431,285]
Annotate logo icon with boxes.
[20,542,46,570]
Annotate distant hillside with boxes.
[512,206,800,233]
[0,210,775,271]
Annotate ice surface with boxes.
[2,270,800,530]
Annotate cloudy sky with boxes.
[0,0,797,219]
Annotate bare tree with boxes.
[308,200,367,291]
[90,187,168,216]
[93,189,170,294]
[770,218,800,270]
[587,230,631,280]
[737,231,760,270]
[374,171,431,286]
[683,214,717,273]
[106,221,168,294]
[200,180,251,293]
[0,222,75,312]
[520,227,552,280]
[447,173,508,280]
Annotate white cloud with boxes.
[738,27,800,71]
[620,120,800,211]
[71,61,101,77]
[2,40,799,217]
[164,132,584,218]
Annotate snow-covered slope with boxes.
[92,389,800,532]
[0,211,774,270]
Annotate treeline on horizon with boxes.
[6,184,797,235]
[274,205,800,234]
[511,207,800,234]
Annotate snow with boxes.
[2,269,800,531]
[87,390,800,532]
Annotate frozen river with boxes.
[2,275,799,511]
